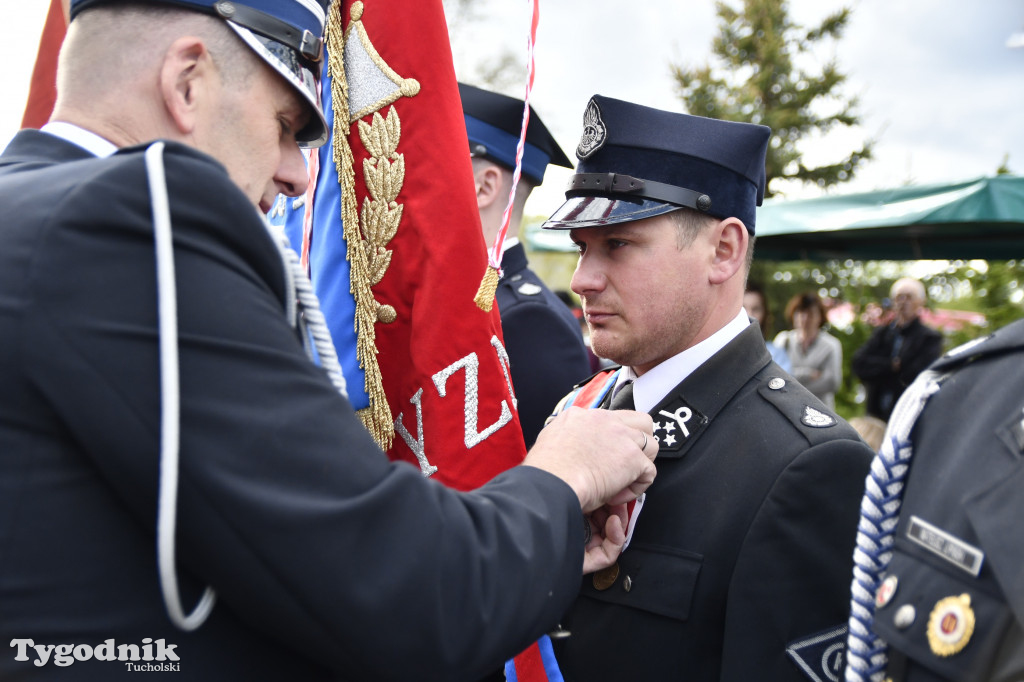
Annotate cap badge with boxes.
[801,406,836,428]
[576,99,607,159]
[927,593,975,657]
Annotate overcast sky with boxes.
[3,0,1022,217]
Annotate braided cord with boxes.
[267,225,349,400]
[844,370,942,681]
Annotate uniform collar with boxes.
[628,309,752,414]
[40,122,117,158]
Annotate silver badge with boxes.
[517,282,542,296]
[768,377,786,390]
[576,98,607,159]
[801,406,836,428]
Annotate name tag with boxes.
[907,515,985,577]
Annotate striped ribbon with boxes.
[485,0,539,272]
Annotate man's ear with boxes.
[708,217,749,285]
[160,37,212,136]
[474,163,505,210]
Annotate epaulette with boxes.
[754,370,858,446]
[500,271,546,303]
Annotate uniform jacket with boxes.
[0,131,585,681]
[852,317,944,421]
[871,319,1024,681]
[553,323,875,681]
[496,242,590,447]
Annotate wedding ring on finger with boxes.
[640,432,648,451]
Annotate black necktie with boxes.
[609,380,635,411]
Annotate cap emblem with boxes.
[576,98,607,159]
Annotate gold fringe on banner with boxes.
[326,0,395,450]
[474,265,500,312]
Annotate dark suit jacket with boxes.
[852,317,944,421]
[553,323,874,681]
[872,319,1024,680]
[0,130,584,681]
[496,243,590,447]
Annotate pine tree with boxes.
[670,0,872,197]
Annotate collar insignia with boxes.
[801,406,836,428]
[576,98,607,159]
[652,396,708,458]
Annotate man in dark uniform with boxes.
[0,3,659,679]
[541,95,875,681]
[845,319,1024,681]
[852,277,944,421]
[459,82,592,446]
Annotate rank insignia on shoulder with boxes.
[786,625,846,682]
[652,396,708,458]
[927,593,975,657]
[517,282,542,296]
[801,406,836,428]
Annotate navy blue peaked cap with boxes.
[542,95,770,233]
[459,82,572,185]
[70,0,330,147]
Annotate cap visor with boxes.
[541,195,679,230]
[228,23,328,148]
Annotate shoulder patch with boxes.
[786,625,846,682]
[801,405,836,428]
[517,282,542,296]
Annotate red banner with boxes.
[21,0,68,129]
[326,0,528,491]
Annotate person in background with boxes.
[851,277,943,421]
[460,82,592,447]
[744,282,792,373]
[775,291,843,408]
[0,2,658,679]
[540,94,874,682]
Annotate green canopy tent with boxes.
[754,176,1024,261]
[525,176,1024,261]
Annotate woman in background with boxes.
[775,292,842,408]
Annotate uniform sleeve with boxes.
[502,301,592,447]
[24,148,585,680]
[720,438,872,681]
